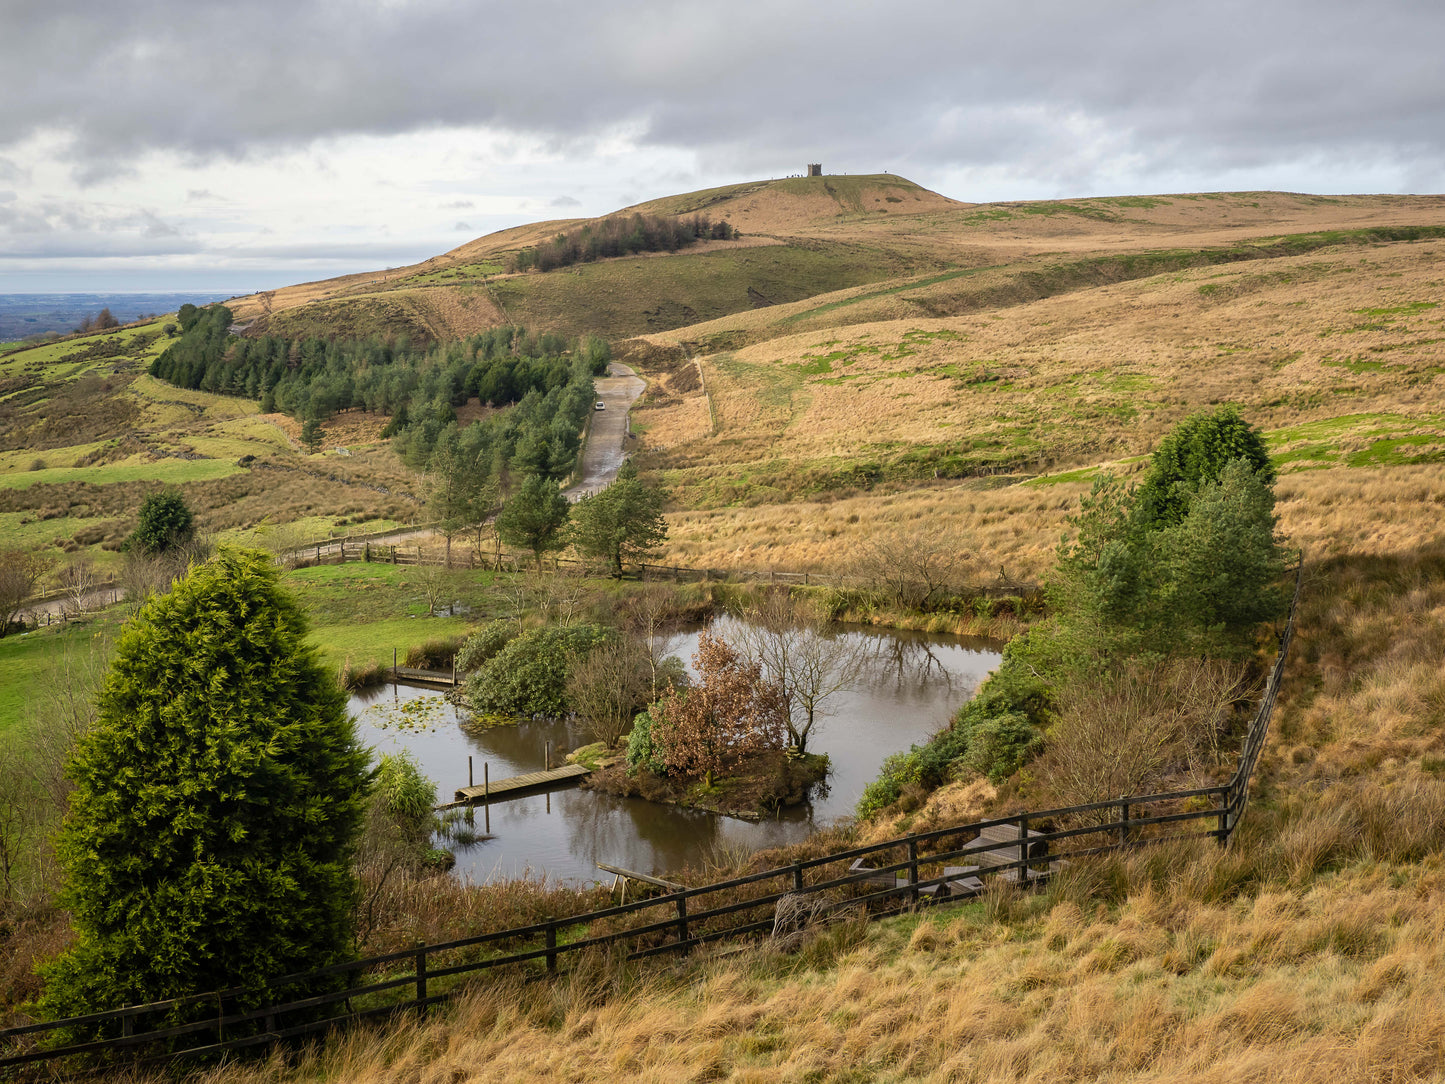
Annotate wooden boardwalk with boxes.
[453,763,590,803]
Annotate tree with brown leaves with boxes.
[651,632,787,785]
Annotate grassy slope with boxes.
[115,551,1445,1084]
[0,321,428,580]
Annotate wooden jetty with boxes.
[393,665,458,687]
[453,763,590,804]
[390,647,459,687]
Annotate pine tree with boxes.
[496,474,569,569]
[570,461,668,577]
[36,549,372,1030]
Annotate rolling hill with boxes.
[3,173,1444,593]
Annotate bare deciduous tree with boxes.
[0,548,50,636]
[565,637,652,747]
[849,527,973,610]
[733,589,860,754]
[619,585,685,699]
[59,558,97,618]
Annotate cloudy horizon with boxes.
[4,0,1443,292]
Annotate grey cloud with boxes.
[143,212,182,238]
[550,195,582,207]
[0,199,196,256]
[0,191,15,204]
[454,221,472,231]
[441,199,474,209]
[4,1,1443,193]
[187,188,224,201]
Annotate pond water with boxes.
[350,621,1000,886]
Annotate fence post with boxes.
[1118,799,1129,847]
[907,837,919,906]
[1217,787,1231,847]
[392,648,397,682]
[415,941,428,1015]
[1018,814,1030,885]
[545,918,558,974]
[675,892,690,953]
[792,861,804,893]
[365,542,371,562]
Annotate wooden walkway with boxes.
[394,665,457,687]
[453,763,590,803]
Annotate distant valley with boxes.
[0,292,236,342]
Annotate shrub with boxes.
[127,489,195,556]
[455,619,516,673]
[961,712,1042,783]
[625,710,667,775]
[464,624,607,717]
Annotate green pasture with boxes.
[0,457,243,490]
[0,616,120,737]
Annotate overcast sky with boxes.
[3,0,1443,293]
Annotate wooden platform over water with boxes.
[394,666,458,687]
[453,763,590,803]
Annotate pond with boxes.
[350,621,1000,886]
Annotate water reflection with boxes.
[349,623,999,886]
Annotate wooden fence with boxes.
[287,534,1041,602]
[0,574,1300,1073]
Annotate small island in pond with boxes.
[583,748,829,820]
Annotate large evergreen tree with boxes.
[496,474,570,570]
[37,549,371,1028]
[570,461,668,577]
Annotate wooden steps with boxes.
[453,763,590,803]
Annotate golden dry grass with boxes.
[165,848,1445,1084]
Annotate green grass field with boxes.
[285,563,501,670]
[0,457,243,490]
[0,616,120,737]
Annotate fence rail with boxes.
[0,569,1300,1073]
[285,533,1042,601]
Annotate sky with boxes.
[2,0,1443,293]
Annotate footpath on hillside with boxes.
[565,362,645,501]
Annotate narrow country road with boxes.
[564,362,645,501]
[17,365,647,628]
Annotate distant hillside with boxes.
[226,175,967,343]
[226,179,1445,354]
